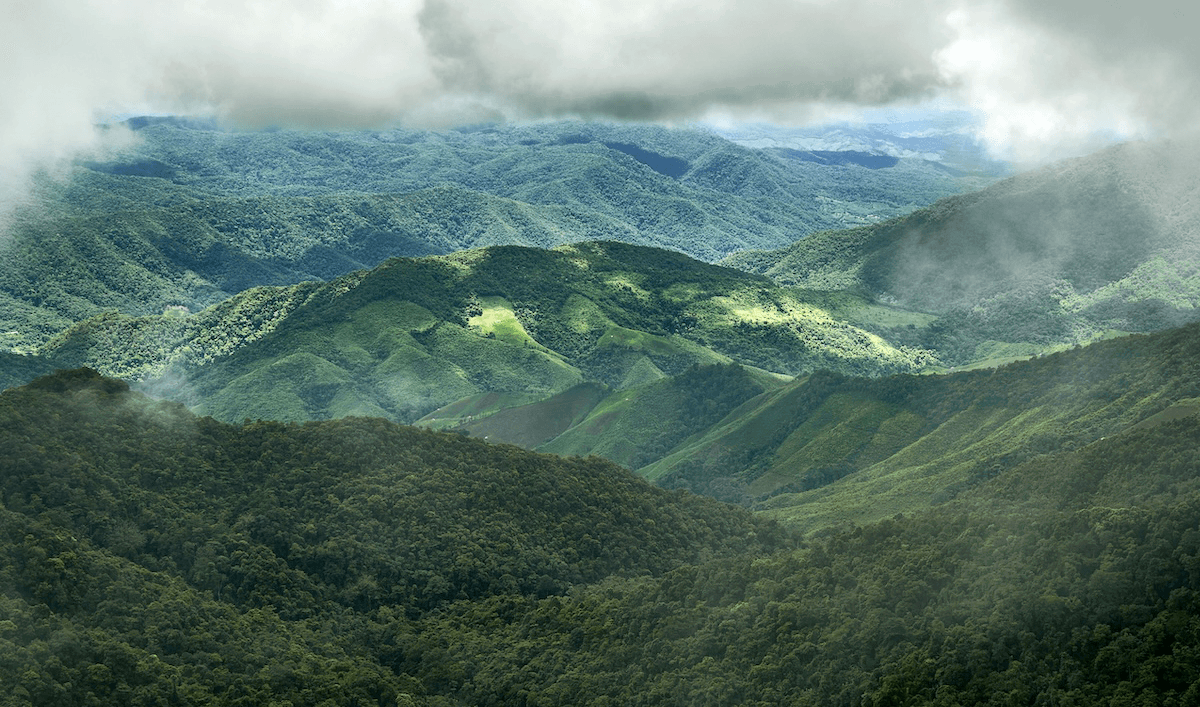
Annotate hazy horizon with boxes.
[4,0,1196,201]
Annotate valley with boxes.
[4,120,1200,706]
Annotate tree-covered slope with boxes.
[641,320,1200,521]
[117,118,984,230]
[412,417,1200,705]
[724,139,1200,364]
[0,352,65,393]
[39,242,934,424]
[0,186,638,352]
[7,368,1200,705]
[0,368,787,705]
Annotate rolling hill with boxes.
[6,364,1200,705]
[1,119,988,354]
[639,320,1200,526]
[38,242,933,424]
[725,139,1200,364]
[0,368,787,705]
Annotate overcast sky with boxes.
[2,0,1197,204]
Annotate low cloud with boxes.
[2,0,1198,214]
[936,0,1200,164]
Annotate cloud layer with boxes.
[2,0,1197,205]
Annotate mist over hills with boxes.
[11,129,1200,497]
[710,112,1010,177]
[0,119,989,355]
[725,139,1200,364]
[5,117,1200,704]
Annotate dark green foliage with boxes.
[7,368,1200,705]
[0,369,787,705]
[0,352,64,392]
[411,455,1200,706]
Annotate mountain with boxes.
[641,320,1200,521]
[724,139,1200,365]
[6,368,1200,705]
[39,241,934,425]
[0,368,787,705]
[0,185,650,352]
[1,119,989,354]
[0,351,64,392]
[113,118,989,221]
[419,362,789,471]
[416,414,1200,705]
[710,110,1010,177]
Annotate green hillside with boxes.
[6,368,1200,705]
[0,368,787,705]
[725,139,1200,364]
[413,417,1200,705]
[0,186,635,353]
[40,242,934,424]
[117,119,984,229]
[419,362,788,472]
[641,321,1200,524]
[1,119,987,354]
[0,352,64,392]
[534,363,787,469]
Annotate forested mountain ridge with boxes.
[111,118,986,216]
[1,119,986,355]
[0,368,788,705]
[6,368,1200,705]
[724,139,1200,364]
[38,241,934,425]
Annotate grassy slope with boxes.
[534,364,789,470]
[642,321,1200,526]
[433,362,790,471]
[41,242,933,424]
[724,139,1200,364]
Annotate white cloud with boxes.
[2,0,1198,214]
[935,0,1200,164]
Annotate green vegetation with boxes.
[0,352,64,392]
[39,242,933,425]
[537,363,785,470]
[725,140,1200,365]
[12,121,1200,705]
[1,119,985,355]
[642,321,1200,521]
[7,367,1200,705]
[0,369,786,706]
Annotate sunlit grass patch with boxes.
[468,296,546,349]
[603,275,651,300]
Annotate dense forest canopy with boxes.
[4,367,1200,705]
